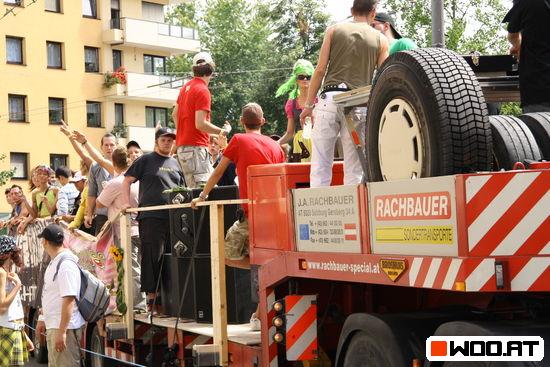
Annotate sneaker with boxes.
[249,314,261,331]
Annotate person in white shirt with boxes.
[55,167,80,216]
[97,146,145,310]
[35,224,84,366]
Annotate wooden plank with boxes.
[125,199,249,213]
[210,204,229,366]
[332,85,372,107]
[133,314,260,345]
[120,213,134,339]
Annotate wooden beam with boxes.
[210,204,228,366]
[120,213,134,339]
[125,199,249,213]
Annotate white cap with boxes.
[69,171,87,182]
[193,52,214,67]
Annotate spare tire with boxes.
[518,112,550,160]
[366,48,492,181]
[489,115,542,170]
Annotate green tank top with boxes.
[323,22,380,90]
[35,188,56,218]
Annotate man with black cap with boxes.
[372,12,417,55]
[503,0,550,113]
[172,51,231,188]
[36,223,84,366]
[122,127,184,312]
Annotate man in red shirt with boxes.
[173,52,230,188]
[191,103,285,269]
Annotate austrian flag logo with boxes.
[426,336,544,362]
[344,223,357,241]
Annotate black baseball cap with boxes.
[374,12,402,39]
[38,223,64,244]
[126,140,141,150]
[155,127,176,140]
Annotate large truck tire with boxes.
[518,112,550,160]
[366,48,492,181]
[489,115,542,170]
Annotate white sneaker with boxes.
[249,314,261,331]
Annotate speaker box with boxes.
[161,254,256,324]
[169,186,239,257]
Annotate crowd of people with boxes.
[1,0,544,364]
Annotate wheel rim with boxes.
[378,98,424,180]
[91,333,103,367]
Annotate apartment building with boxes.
[0,0,199,213]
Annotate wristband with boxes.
[38,315,44,322]
[199,192,208,200]
[304,103,315,109]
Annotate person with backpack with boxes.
[36,223,85,366]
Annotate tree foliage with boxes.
[0,155,14,187]
[166,0,329,135]
[384,0,509,54]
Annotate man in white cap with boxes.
[172,52,231,188]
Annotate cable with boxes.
[0,0,37,21]
[0,70,290,121]
[26,323,148,367]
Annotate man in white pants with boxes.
[301,0,388,187]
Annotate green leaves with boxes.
[166,0,329,136]
[0,155,15,187]
[385,0,509,54]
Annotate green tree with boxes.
[384,0,509,54]
[165,0,329,136]
[0,155,14,187]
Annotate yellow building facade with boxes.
[0,0,199,214]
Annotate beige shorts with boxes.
[176,145,213,188]
[225,218,249,261]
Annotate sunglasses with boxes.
[297,75,311,81]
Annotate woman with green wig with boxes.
[276,59,315,161]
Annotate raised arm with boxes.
[60,120,93,169]
[72,130,114,176]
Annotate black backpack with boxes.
[54,254,110,323]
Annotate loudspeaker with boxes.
[169,186,240,257]
[161,254,256,324]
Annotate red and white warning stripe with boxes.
[465,171,550,257]
[408,257,463,290]
[105,345,134,363]
[185,335,212,350]
[510,257,550,291]
[285,295,317,361]
[267,290,278,367]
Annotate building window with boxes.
[4,0,23,6]
[6,36,23,64]
[84,46,99,72]
[82,0,97,18]
[145,106,168,128]
[142,1,164,22]
[144,54,166,75]
[86,101,101,127]
[46,41,62,69]
[50,154,68,171]
[112,49,122,70]
[48,97,64,124]
[110,0,120,29]
[10,153,28,179]
[8,94,26,122]
[45,0,61,12]
[114,103,124,127]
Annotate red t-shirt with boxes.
[223,133,286,215]
[176,78,211,147]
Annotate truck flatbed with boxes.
[134,314,261,346]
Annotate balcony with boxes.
[102,17,200,54]
[105,72,186,104]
